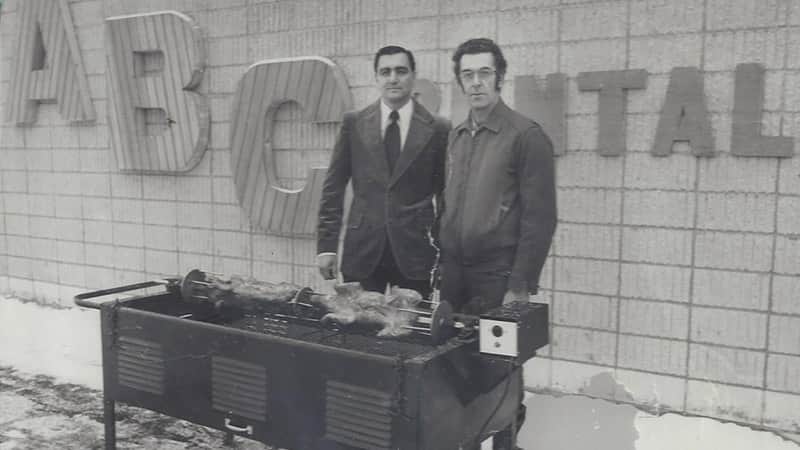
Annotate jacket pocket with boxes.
[492,200,515,230]
[347,213,363,229]
[498,204,510,223]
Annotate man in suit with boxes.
[316,45,449,298]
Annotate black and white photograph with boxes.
[0,0,799,449]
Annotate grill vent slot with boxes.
[117,337,165,395]
[211,356,268,421]
[324,380,393,449]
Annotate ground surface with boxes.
[0,366,270,450]
[2,363,799,450]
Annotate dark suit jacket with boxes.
[317,100,450,280]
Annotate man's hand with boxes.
[502,288,528,305]
[317,254,338,280]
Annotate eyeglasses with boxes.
[459,68,496,83]
[377,67,411,78]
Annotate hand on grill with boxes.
[317,254,338,280]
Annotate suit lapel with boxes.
[356,101,390,184]
[389,102,434,187]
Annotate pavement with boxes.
[2,362,798,450]
[0,366,271,450]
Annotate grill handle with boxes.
[74,279,178,310]
[224,418,253,435]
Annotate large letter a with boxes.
[5,0,95,124]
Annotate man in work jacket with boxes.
[438,37,557,450]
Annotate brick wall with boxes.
[1,0,799,436]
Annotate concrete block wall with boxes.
[1,0,799,436]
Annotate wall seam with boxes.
[759,0,792,426]
[682,0,711,413]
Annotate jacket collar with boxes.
[454,98,508,135]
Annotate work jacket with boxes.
[440,99,557,293]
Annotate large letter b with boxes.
[106,11,209,172]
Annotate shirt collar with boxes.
[381,99,413,124]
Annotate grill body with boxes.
[93,286,536,450]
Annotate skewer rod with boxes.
[402,325,432,332]
[397,308,432,316]
[270,313,320,322]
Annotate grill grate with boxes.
[324,380,393,449]
[117,337,165,395]
[211,356,268,421]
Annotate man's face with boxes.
[375,53,415,105]
[458,52,501,111]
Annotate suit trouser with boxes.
[439,249,525,450]
[344,238,433,299]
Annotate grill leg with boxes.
[223,431,235,447]
[492,404,526,450]
[103,397,116,450]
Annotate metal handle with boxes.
[224,418,253,435]
[74,279,177,310]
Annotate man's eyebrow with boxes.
[378,65,410,70]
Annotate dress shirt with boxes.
[380,99,413,151]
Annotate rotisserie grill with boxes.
[75,270,548,450]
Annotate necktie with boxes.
[385,110,401,173]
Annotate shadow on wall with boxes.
[519,373,639,450]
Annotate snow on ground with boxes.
[0,366,270,450]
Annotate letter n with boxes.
[230,57,352,236]
[106,11,209,172]
[5,0,95,124]
[515,73,567,156]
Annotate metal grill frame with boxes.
[77,280,539,450]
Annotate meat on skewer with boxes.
[318,282,423,337]
[193,272,425,337]
[209,274,301,303]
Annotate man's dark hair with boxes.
[373,45,416,73]
[451,38,507,91]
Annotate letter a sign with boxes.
[6,0,96,124]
